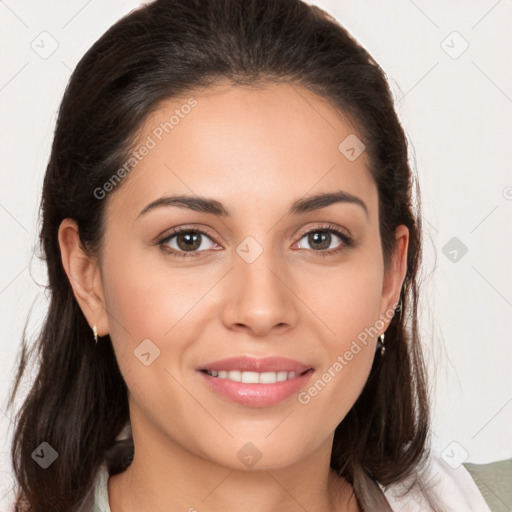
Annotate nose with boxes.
[220,247,300,337]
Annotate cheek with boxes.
[304,253,384,343]
[295,253,383,417]
[298,293,379,431]
[100,245,194,364]
[299,344,375,437]
[100,243,226,384]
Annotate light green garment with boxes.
[463,459,512,512]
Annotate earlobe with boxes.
[57,218,109,336]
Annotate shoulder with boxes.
[379,453,492,512]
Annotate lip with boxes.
[197,356,313,374]
[196,356,315,408]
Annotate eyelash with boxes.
[156,224,354,259]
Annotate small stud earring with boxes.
[378,333,385,356]
[92,324,98,345]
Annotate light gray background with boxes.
[1,0,511,504]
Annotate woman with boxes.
[7,0,491,510]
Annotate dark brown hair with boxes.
[8,0,434,510]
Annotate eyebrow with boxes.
[137,190,369,219]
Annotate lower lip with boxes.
[197,370,314,407]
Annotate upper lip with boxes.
[198,356,313,374]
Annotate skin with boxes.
[59,82,408,512]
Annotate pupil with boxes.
[309,231,330,250]
[178,232,201,251]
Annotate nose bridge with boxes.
[221,232,298,334]
[235,232,287,302]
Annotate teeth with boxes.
[205,370,300,383]
[276,371,289,382]
[241,371,259,383]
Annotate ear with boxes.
[379,224,409,326]
[58,218,109,336]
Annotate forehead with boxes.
[105,82,377,222]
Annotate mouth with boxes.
[196,356,315,407]
[199,368,312,384]
[197,355,313,374]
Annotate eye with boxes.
[157,227,220,258]
[295,225,353,255]
[156,224,354,259]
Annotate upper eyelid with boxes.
[158,225,217,244]
[297,223,351,240]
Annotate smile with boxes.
[201,369,307,383]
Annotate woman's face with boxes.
[72,82,407,470]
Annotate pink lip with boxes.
[196,356,314,408]
[198,356,313,373]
